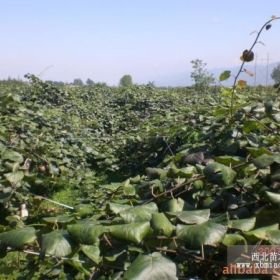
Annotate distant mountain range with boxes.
[154,62,280,87]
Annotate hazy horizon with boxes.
[1,1,280,86]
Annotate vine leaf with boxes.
[124,252,178,280]
[109,222,151,244]
[151,213,175,237]
[228,217,256,231]
[41,230,72,257]
[222,234,247,246]
[67,223,107,245]
[118,203,158,223]
[219,70,231,81]
[81,245,101,264]
[0,227,36,248]
[203,162,236,186]
[167,209,210,224]
[176,221,227,249]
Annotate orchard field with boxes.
[0,73,280,279]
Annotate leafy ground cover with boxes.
[0,76,280,279]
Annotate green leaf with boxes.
[178,166,197,178]
[228,217,256,231]
[109,222,150,244]
[271,166,280,182]
[167,165,196,179]
[0,187,13,203]
[81,244,101,264]
[67,223,107,244]
[252,154,280,169]
[211,212,230,226]
[204,163,236,186]
[168,209,210,224]
[151,213,175,237]
[104,249,126,262]
[108,202,131,214]
[222,234,247,246]
[244,224,279,240]
[124,252,177,280]
[243,120,263,133]
[166,198,186,212]
[265,191,280,205]
[215,156,244,166]
[247,147,272,157]
[176,221,227,249]
[119,203,158,223]
[219,70,231,81]
[74,204,94,217]
[123,184,136,196]
[182,152,204,165]
[0,227,36,248]
[1,150,23,163]
[4,171,24,185]
[266,230,280,244]
[146,168,167,179]
[41,230,72,257]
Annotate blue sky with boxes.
[0,0,279,85]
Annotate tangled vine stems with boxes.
[229,16,280,121]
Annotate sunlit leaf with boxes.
[109,222,150,244]
[151,213,175,237]
[204,162,236,186]
[168,209,210,224]
[0,227,36,248]
[265,191,280,205]
[124,252,178,280]
[67,223,107,244]
[176,221,227,249]
[229,217,256,231]
[41,230,72,257]
[245,224,279,240]
[1,150,23,163]
[119,203,158,223]
[81,244,101,264]
[222,234,247,246]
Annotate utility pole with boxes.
[254,54,257,86]
[254,53,271,86]
[266,53,269,87]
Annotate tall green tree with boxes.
[190,59,214,93]
[271,64,280,84]
[73,78,84,86]
[86,78,94,86]
[119,75,133,87]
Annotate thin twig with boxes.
[30,193,74,210]
[230,17,280,121]
[20,249,85,263]
[142,175,204,204]
[163,139,175,156]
